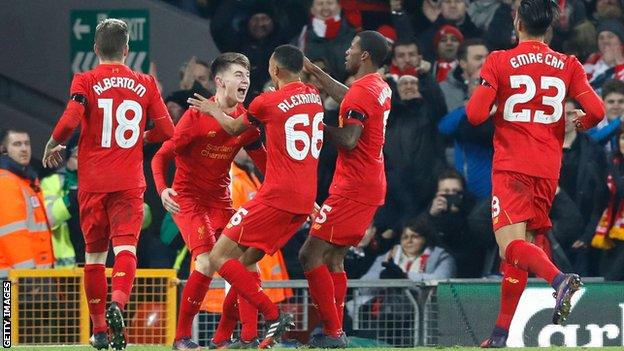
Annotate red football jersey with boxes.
[245,81,324,214]
[481,41,594,179]
[70,64,169,192]
[330,73,392,206]
[170,100,261,208]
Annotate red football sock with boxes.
[111,250,137,311]
[84,264,108,334]
[305,265,341,337]
[505,240,560,284]
[239,272,260,341]
[212,286,239,343]
[218,259,279,320]
[331,271,347,328]
[495,262,528,331]
[176,270,212,340]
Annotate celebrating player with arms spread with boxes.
[300,30,391,348]
[151,53,268,350]
[465,0,605,347]
[187,44,324,348]
[42,19,174,350]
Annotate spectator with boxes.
[584,20,624,93]
[549,0,588,52]
[387,40,431,79]
[179,57,212,93]
[591,131,624,280]
[592,0,623,22]
[164,90,190,125]
[560,100,608,273]
[365,216,456,282]
[432,25,463,82]
[299,0,356,82]
[378,75,445,232]
[587,79,624,152]
[402,0,441,35]
[438,68,494,200]
[440,38,488,111]
[210,1,307,102]
[41,138,80,268]
[467,0,502,32]
[0,129,54,277]
[344,225,396,279]
[419,0,481,61]
[483,0,519,50]
[423,169,485,277]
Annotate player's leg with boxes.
[212,203,302,348]
[172,202,220,349]
[106,188,145,350]
[299,236,343,338]
[78,190,110,350]
[480,260,528,348]
[325,245,350,331]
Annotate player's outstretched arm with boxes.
[187,93,249,135]
[466,84,496,125]
[304,57,348,103]
[324,124,363,150]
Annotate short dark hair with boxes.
[0,128,28,149]
[518,0,560,37]
[457,38,487,61]
[272,45,304,74]
[437,168,466,189]
[209,52,251,80]
[602,79,624,98]
[94,18,129,61]
[393,39,420,54]
[403,215,437,248]
[358,30,390,67]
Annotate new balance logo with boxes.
[113,272,126,278]
[89,298,101,304]
[505,277,520,284]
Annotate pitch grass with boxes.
[11,348,624,351]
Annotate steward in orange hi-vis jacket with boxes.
[0,129,54,278]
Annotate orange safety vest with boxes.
[0,169,54,277]
[200,163,293,313]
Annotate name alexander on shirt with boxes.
[277,93,322,113]
[92,77,147,97]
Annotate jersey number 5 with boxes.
[285,112,324,160]
[503,75,565,124]
[98,98,143,148]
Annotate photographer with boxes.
[423,169,485,277]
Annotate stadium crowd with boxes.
[2,0,624,313]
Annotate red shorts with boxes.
[491,170,557,233]
[172,197,234,258]
[78,187,145,253]
[309,195,379,247]
[221,199,307,255]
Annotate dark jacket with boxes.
[302,17,356,82]
[210,1,307,102]
[379,98,445,231]
[560,134,609,244]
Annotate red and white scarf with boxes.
[593,172,624,249]
[311,15,342,40]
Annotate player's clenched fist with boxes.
[160,188,180,214]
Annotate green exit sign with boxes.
[70,9,149,74]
